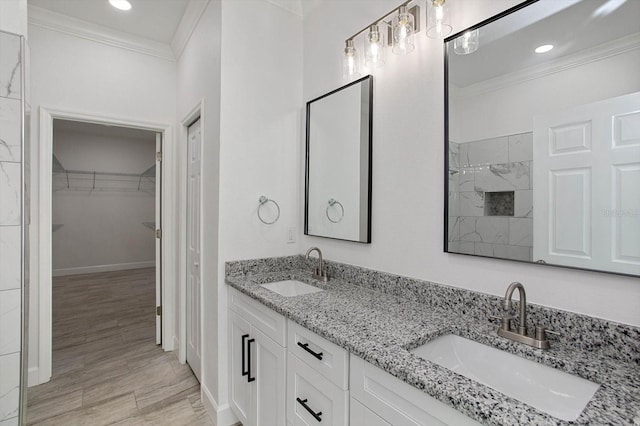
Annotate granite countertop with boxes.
[226,267,640,426]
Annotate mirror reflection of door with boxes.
[186,118,202,382]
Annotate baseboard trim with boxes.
[201,384,238,426]
[27,366,41,387]
[52,261,155,277]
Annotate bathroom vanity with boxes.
[226,256,640,426]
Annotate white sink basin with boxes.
[411,334,599,421]
[261,280,324,297]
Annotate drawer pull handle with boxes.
[247,338,256,383]
[241,334,249,377]
[297,342,324,360]
[296,397,322,422]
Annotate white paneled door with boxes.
[533,92,640,275]
[186,118,202,381]
[155,133,162,345]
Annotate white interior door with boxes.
[155,133,162,345]
[186,118,202,381]
[533,92,640,274]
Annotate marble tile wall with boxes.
[448,133,533,261]
[0,30,23,426]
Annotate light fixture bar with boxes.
[345,0,419,43]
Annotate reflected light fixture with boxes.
[109,0,132,11]
[343,39,361,80]
[453,29,479,55]
[534,44,554,53]
[392,6,416,55]
[427,0,452,39]
[365,24,385,68]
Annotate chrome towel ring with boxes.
[257,195,280,225]
[326,198,344,223]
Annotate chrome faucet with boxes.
[305,247,328,282]
[503,282,528,335]
[491,282,559,350]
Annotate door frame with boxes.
[179,100,204,367]
[36,106,176,384]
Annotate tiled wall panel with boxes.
[0,30,23,426]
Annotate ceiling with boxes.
[448,0,640,88]
[27,0,315,46]
[27,0,195,44]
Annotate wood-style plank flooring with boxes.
[27,268,212,425]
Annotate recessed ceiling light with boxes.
[109,0,132,11]
[535,44,554,54]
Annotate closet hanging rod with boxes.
[56,169,151,178]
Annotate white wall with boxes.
[217,0,302,417]
[175,0,222,417]
[28,23,176,380]
[52,127,156,273]
[301,0,640,327]
[453,51,640,142]
[176,1,302,420]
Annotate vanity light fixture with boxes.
[426,0,452,39]
[343,39,361,80]
[534,44,554,53]
[109,0,132,11]
[341,1,420,80]
[453,29,479,55]
[392,6,416,55]
[365,24,385,68]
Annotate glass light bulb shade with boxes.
[365,25,385,68]
[343,41,361,80]
[453,30,479,55]
[427,0,452,39]
[392,10,415,55]
[109,0,132,11]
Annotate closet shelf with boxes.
[53,154,155,194]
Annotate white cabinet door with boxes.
[533,92,640,274]
[350,355,481,426]
[254,327,287,426]
[229,309,253,426]
[350,397,391,426]
[287,353,349,426]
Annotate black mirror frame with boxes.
[304,75,373,244]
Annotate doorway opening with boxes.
[49,118,161,371]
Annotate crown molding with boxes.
[265,0,303,17]
[171,0,210,60]
[454,33,640,99]
[27,5,175,61]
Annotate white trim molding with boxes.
[201,384,238,426]
[52,261,156,277]
[171,0,210,60]
[455,33,640,99]
[27,5,175,61]
[34,106,176,386]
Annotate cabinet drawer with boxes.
[288,321,348,389]
[229,287,287,346]
[287,353,349,426]
[350,355,481,426]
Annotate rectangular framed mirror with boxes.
[445,0,640,276]
[305,75,373,243]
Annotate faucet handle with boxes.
[490,314,516,331]
[535,325,560,341]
